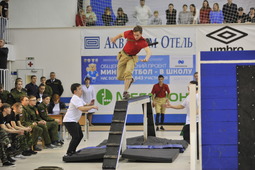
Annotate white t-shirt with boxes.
[52,103,60,115]
[63,94,86,123]
[81,85,96,113]
[38,93,43,103]
[182,93,199,124]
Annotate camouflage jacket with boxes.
[37,102,54,121]
[10,88,27,104]
[21,105,42,126]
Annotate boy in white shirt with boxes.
[63,83,98,156]
[165,81,198,143]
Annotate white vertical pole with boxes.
[121,125,127,151]
[189,84,197,170]
[198,59,202,170]
[143,103,148,141]
[84,112,89,141]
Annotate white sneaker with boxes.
[14,154,26,159]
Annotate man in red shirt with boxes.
[151,75,170,130]
[111,26,151,99]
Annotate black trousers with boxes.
[182,123,199,159]
[64,122,83,154]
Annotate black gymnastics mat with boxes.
[63,148,106,162]
[63,136,188,163]
[122,149,180,163]
[98,135,189,153]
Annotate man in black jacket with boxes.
[0,39,8,85]
[25,75,38,96]
[0,39,8,69]
[46,72,64,96]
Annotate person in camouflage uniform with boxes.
[9,102,37,155]
[21,96,45,150]
[0,103,24,166]
[22,95,55,149]
[0,129,15,166]
[37,94,60,146]
[0,84,12,104]
[40,76,53,97]
[10,80,27,105]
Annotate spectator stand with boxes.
[90,0,116,26]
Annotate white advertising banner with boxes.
[81,26,197,115]
[196,24,255,53]
[81,26,196,56]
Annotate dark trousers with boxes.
[182,123,199,159]
[0,18,7,39]
[64,122,83,154]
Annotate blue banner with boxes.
[81,55,195,85]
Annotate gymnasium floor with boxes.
[2,128,196,170]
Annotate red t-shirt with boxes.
[151,83,170,98]
[76,14,86,26]
[123,30,148,56]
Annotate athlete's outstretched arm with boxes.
[110,33,124,44]
[140,46,151,62]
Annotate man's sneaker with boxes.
[28,149,37,155]
[52,141,62,147]
[160,126,165,130]
[33,145,42,151]
[14,154,26,159]
[58,140,64,145]
[156,126,159,131]
[3,161,15,167]
[123,91,130,100]
[7,156,16,162]
[64,151,75,157]
[22,151,32,156]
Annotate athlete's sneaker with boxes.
[160,126,165,130]
[123,91,130,100]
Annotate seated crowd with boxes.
[0,72,65,167]
[75,0,255,27]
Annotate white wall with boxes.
[8,0,255,28]
[10,28,81,97]
[9,0,77,28]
